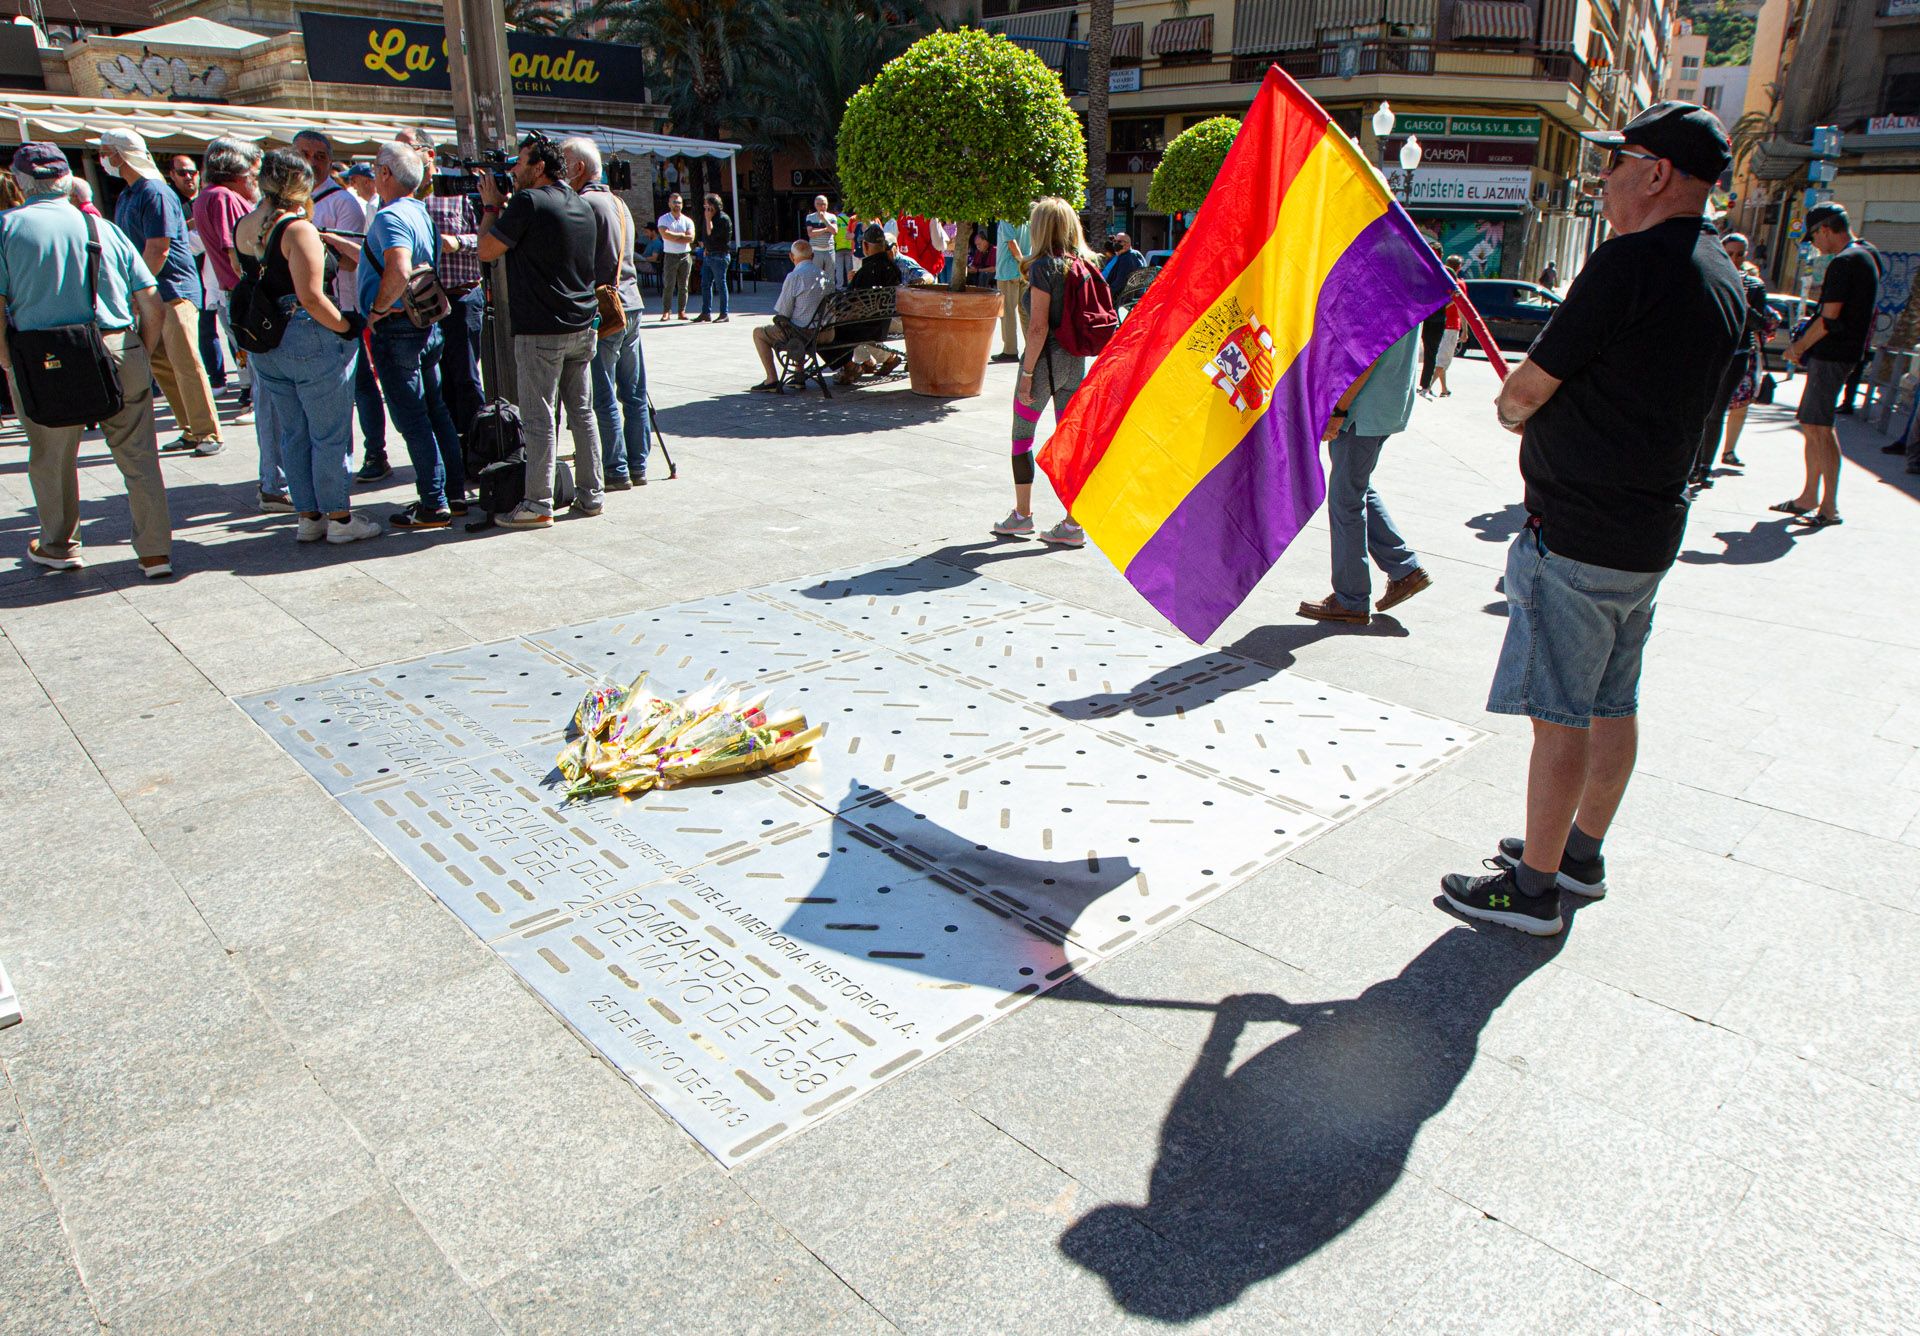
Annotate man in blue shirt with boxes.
[1296,327,1431,624]
[1102,233,1147,298]
[99,128,223,457]
[995,217,1029,362]
[0,144,173,577]
[361,140,465,530]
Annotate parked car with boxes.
[1761,292,1813,373]
[1460,280,1561,353]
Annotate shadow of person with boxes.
[1678,518,1799,566]
[1047,619,1409,721]
[650,384,961,441]
[797,541,1055,605]
[1058,904,1575,1321]
[1465,501,1528,544]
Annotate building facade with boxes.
[972,0,1673,279]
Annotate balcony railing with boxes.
[1226,41,1587,87]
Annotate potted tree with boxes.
[838,29,1086,397]
[1148,115,1241,220]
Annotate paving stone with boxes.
[0,1210,99,1335]
[1729,808,1920,914]
[114,1192,496,1336]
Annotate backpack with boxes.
[231,215,298,355]
[469,452,574,530]
[1054,256,1118,358]
[463,397,523,478]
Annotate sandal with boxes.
[1769,500,1812,516]
[1799,512,1844,527]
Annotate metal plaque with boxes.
[529,595,861,689]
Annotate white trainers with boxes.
[326,512,383,544]
[1038,519,1086,548]
[296,515,329,543]
[991,509,1035,537]
[495,503,554,530]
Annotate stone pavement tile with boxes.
[113,1192,497,1336]
[1668,1179,1920,1336]
[0,1211,99,1335]
[1395,774,1522,850]
[375,1057,706,1289]
[1078,919,1317,1055]
[0,1072,55,1238]
[1287,807,1447,890]
[1877,701,1920,747]
[1699,1046,1920,1243]
[1430,1079,1753,1308]
[45,1075,381,1318]
[1542,891,1766,1021]
[175,627,356,696]
[1742,754,1920,841]
[1628,728,1775,800]
[151,601,312,658]
[236,892,495,1048]
[1729,808,1920,914]
[1741,681,1898,744]
[482,1168,860,1336]
[67,696,296,818]
[1476,967,1758,1140]
[1610,773,1770,859]
[132,777,415,950]
[1192,857,1406,985]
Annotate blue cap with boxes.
[344,163,374,179]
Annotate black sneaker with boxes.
[1440,861,1563,936]
[447,498,470,517]
[355,457,392,484]
[390,503,452,530]
[1494,836,1606,898]
[236,388,251,411]
[160,434,196,454]
[605,475,634,492]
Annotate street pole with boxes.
[443,0,518,401]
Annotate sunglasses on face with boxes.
[1607,147,1661,170]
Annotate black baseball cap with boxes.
[1803,203,1850,234]
[10,143,70,180]
[1582,101,1730,181]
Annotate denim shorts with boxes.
[1487,525,1664,728]
[1795,356,1849,427]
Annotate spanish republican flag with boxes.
[1039,68,1454,642]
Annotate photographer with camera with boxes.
[475,133,604,530]
[363,140,466,531]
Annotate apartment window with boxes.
[1703,84,1721,109]
[1112,118,1165,153]
[1681,54,1700,70]
[1886,53,1920,115]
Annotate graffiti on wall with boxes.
[93,49,234,101]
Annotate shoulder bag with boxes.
[595,196,631,336]
[3,213,126,428]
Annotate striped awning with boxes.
[1538,0,1575,45]
[1317,0,1383,29]
[1150,14,1216,53]
[1233,0,1317,51]
[983,8,1075,67]
[1452,0,1534,38]
[1385,0,1435,25]
[1113,21,1144,59]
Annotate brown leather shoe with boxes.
[1376,568,1432,613]
[1297,595,1369,624]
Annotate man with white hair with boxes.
[476,132,603,528]
[0,144,174,578]
[561,135,650,488]
[363,140,466,531]
[294,128,389,482]
[98,127,223,457]
[748,238,826,392]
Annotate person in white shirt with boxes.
[805,194,841,291]
[749,239,827,392]
[655,193,695,320]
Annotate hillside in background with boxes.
[1688,0,1757,65]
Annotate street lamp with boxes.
[1372,101,1396,138]
[1399,135,1424,172]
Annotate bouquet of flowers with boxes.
[556,672,821,800]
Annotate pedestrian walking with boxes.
[1296,326,1432,624]
[98,129,224,457]
[476,133,604,529]
[0,144,174,578]
[990,196,1103,548]
[1539,260,1559,289]
[1428,255,1464,397]
[236,149,380,546]
[1441,102,1742,936]
[994,215,1029,363]
[1417,240,1447,395]
[562,136,650,488]
[1775,203,1883,520]
[655,194,694,320]
[361,140,465,530]
[696,193,733,322]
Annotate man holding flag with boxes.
[1442,103,1742,936]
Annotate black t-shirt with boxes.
[1521,216,1743,573]
[1807,243,1881,362]
[492,181,597,335]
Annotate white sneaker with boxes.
[991,509,1034,537]
[326,512,383,544]
[1038,519,1086,548]
[495,503,554,530]
[296,515,329,543]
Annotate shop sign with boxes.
[1382,136,1536,167]
[299,11,648,103]
[1868,114,1920,134]
[1445,115,1542,139]
[1884,0,1920,16]
[1109,66,1141,93]
[1108,151,1161,174]
[1393,114,1450,135]
[1384,164,1532,208]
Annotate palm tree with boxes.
[504,0,592,36]
[1084,0,1113,242]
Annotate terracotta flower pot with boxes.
[896,285,1003,398]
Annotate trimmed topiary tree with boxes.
[1148,115,1241,216]
[838,28,1087,290]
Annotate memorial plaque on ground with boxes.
[238,559,1481,1164]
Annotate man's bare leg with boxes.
[1572,714,1638,840]
[1522,718,1590,878]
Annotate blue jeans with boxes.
[354,340,386,463]
[198,305,227,388]
[369,321,464,512]
[592,313,650,481]
[699,255,730,318]
[252,308,357,515]
[1327,428,1419,612]
[256,367,285,497]
[437,285,485,439]
[1488,525,1664,729]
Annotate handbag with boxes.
[594,195,632,335]
[1756,373,1777,405]
[3,213,126,428]
[402,263,452,329]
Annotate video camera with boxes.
[455,148,514,195]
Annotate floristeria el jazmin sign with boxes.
[299,11,648,103]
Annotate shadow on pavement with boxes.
[650,381,961,440]
[1464,502,1527,544]
[798,541,1058,602]
[1678,516,1800,566]
[1058,904,1576,1321]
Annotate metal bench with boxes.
[770,286,907,398]
[1116,265,1159,317]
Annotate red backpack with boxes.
[1054,256,1118,357]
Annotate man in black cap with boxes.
[1440,102,1743,936]
[1775,203,1883,520]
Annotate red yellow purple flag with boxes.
[1039,67,1454,642]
